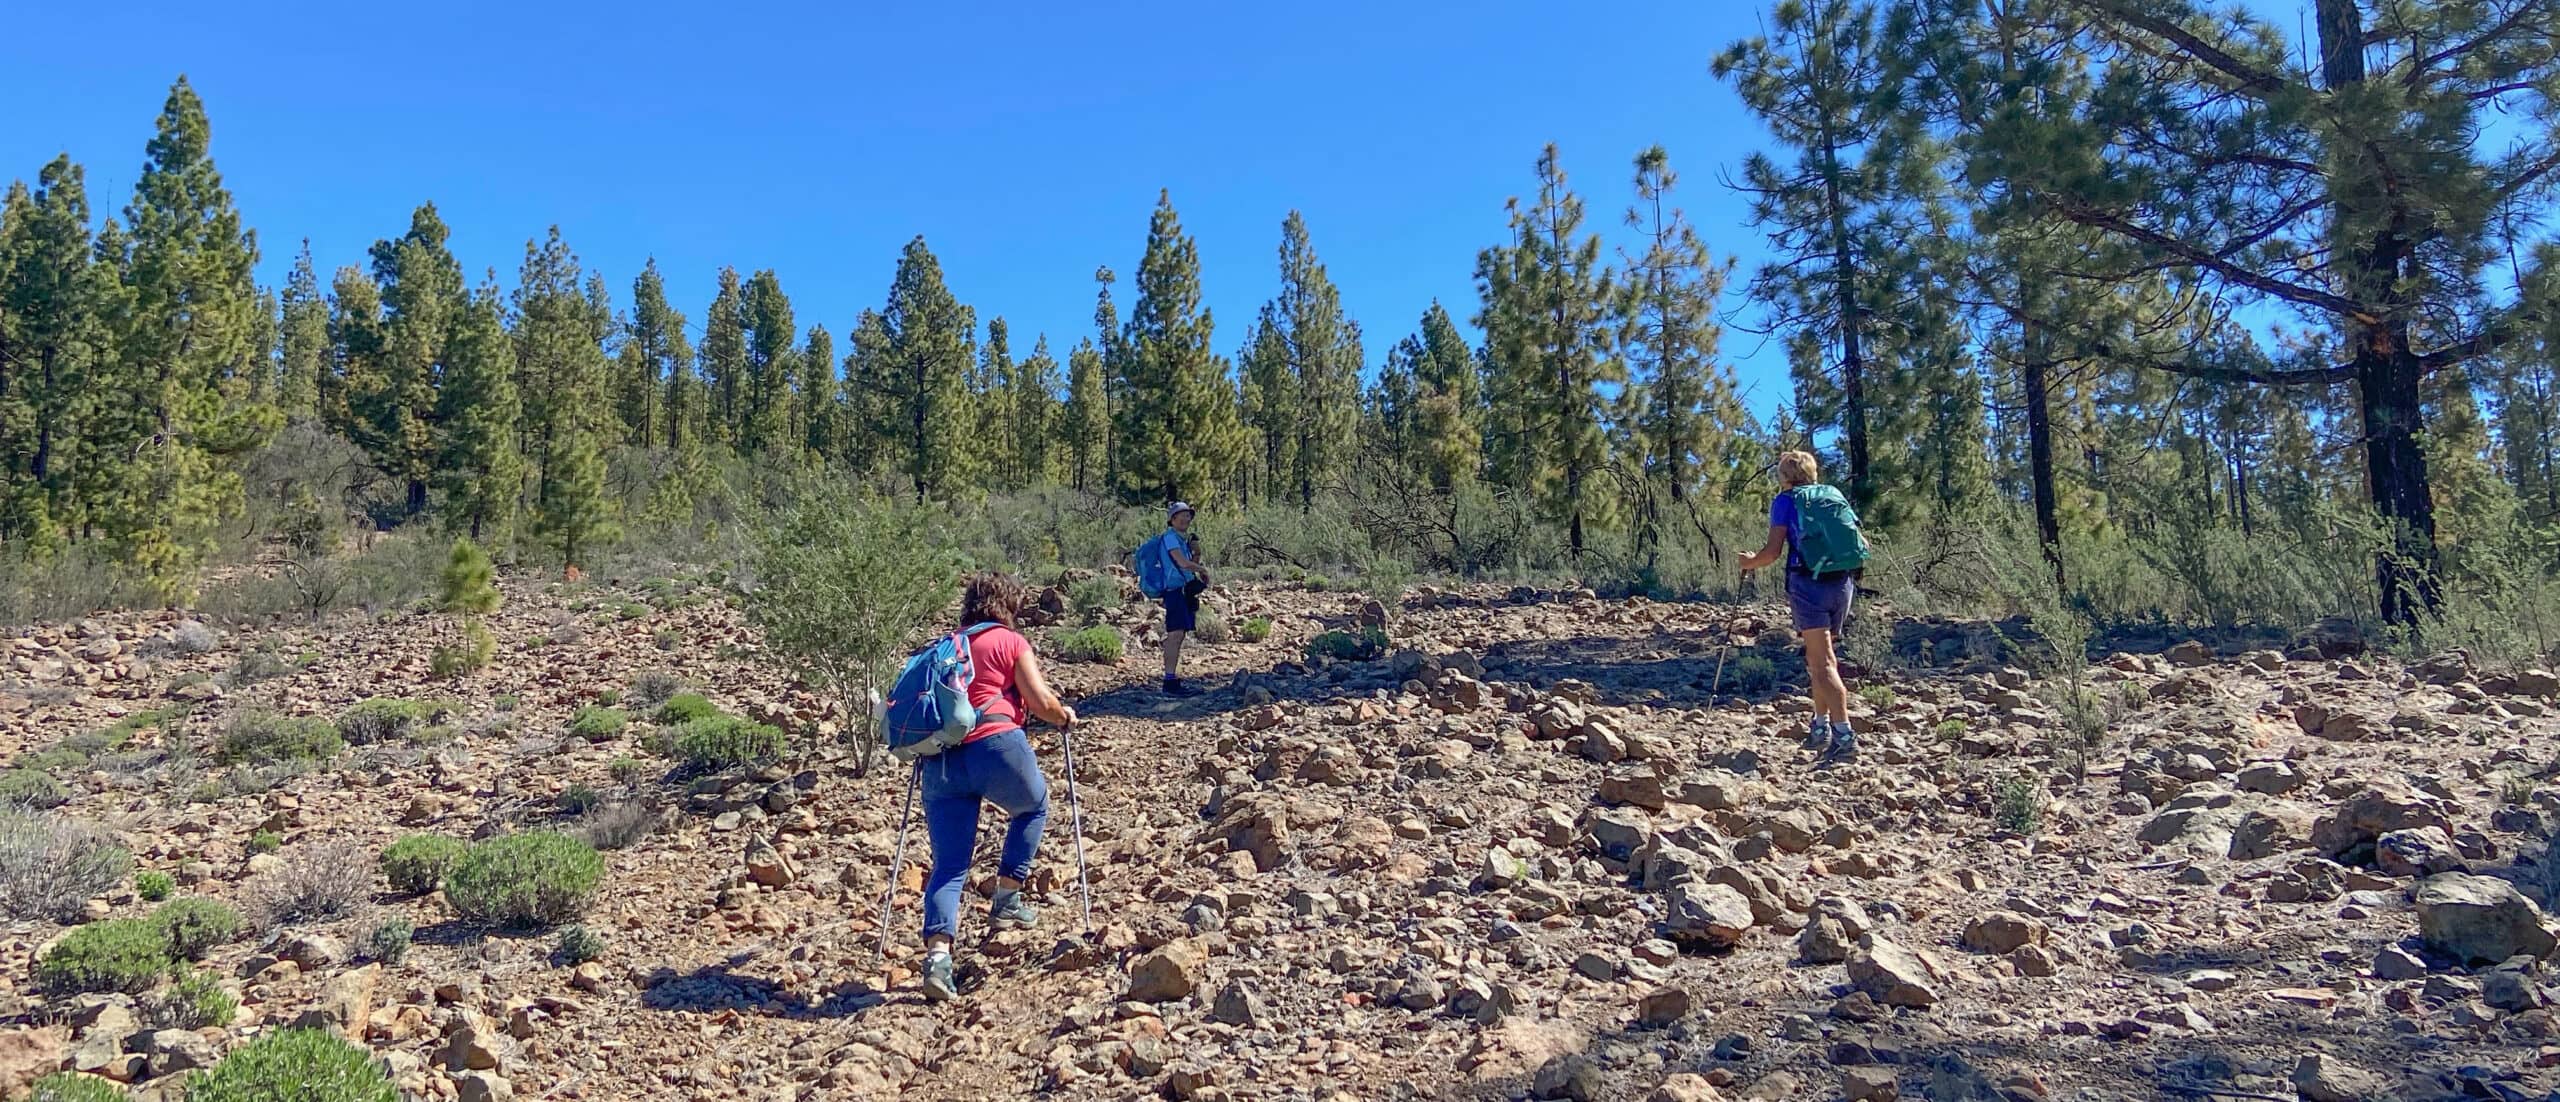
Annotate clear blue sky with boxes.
[0,0,2316,424]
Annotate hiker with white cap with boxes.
[1136,502,1210,697]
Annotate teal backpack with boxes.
[1788,484,1871,577]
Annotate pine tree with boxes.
[839,309,892,482]
[623,260,693,453]
[1620,147,1748,505]
[1114,193,1244,504]
[0,157,115,548]
[323,266,383,454]
[513,227,617,566]
[1092,267,1125,492]
[436,276,522,546]
[740,268,796,456]
[365,203,464,516]
[276,241,326,420]
[1262,212,1361,509]
[1475,148,1621,557]
[1011,334,1059,487]
[1063,338,1109,493]
[1404,301,1482,491]
[1236,307,1294,505]
[697,267,746,453]
[978,317,1021,488]
[800,324,834,459]
[881,237,978,502]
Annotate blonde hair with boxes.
[1777,450,1820,488]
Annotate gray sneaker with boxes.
[1802,717,1834,753]
[989,889,1039,931]
[921,952,958,1002]
[1820,726,1860,766]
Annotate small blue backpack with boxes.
[1134,531,1185,599]
[883,623,1001,763]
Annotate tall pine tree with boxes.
[1115,192,1243,505]
[881,237,978,502]
[436,275,522,546]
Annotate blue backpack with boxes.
[883,623,1001,763]
[1135,531,1186,599]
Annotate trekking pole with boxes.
[878,762,921,957]
[1060,717,1094,933]
[1705,644,1730,759]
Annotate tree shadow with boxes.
[638,960,885,1020]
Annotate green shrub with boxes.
[443,832,604,928]
[672,717,787,770]
[1304,627,1388,663]
[217,711,344,766]
[153,897,244,960]
[557,784,605,815]
[1857,684,1898,710]
[334,697,451,745]
[428,623,495,679]
[608,756,653,787]
[248,831,282,855]
[366,916,413,965]
[1238,616,1274,644]
[1194,610,1230,644]
[1994,772,2045,835]
[1052,626,1124,664]
[26,1073,126,1102]
[655,693,721,725]
[617,602,649,621]
[381,835,466,895]
[492,694,522,712]
[553,923,605,965]
[181,1028,398,1102]
[0,768,68,809]
[1730,654,1779,693]
[569,706,628,742]
[1933,718,1970,742]
[1067,576,1123,617]
[135,869,175,902]
[574,800,659,851]
[148,965,237,1028]
[36,918,172,995]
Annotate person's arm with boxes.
[1168,539,1208,584]
[1013,650,1076,729]
[1737,525,1789,573]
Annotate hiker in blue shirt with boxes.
[1157,503,1209,697]
[1737,450,1867,764]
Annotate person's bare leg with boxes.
[1802,628,1849,724]
[1163,630,1187,681]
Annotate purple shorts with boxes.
[1786,570,1855,634]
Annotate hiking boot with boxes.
[1820,726,1860,766]
[920,951,958,1002]
[988,889,1038,931]
[1163,678,1203,698]
[1801,717,1834,753]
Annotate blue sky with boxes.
[0,0,2315,424]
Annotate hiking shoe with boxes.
[988,889,1038,931]
[920,952,958,1003]
[1163,679,1203,698]
[1820,728,1860,766]
[1801,717,1834,753]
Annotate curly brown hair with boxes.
[960,571,1026,628]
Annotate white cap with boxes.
[1168,502,1194,521]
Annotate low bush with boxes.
[26,1073,125,1102]
[147,965,237,1029]
[153,897,244,960]
[443,832,603,928]
[217,711,343,766]
[654,692,721,725]
[380,835,466,896]
[575,800,661,851]
[335,698,452,745]
[181,1028,398,1102]
[1067,576,1123,617]
[0,810,132,923]
[1994,772,2045,835]
[569,707,628,742]
[1304,627,1388,663]
[1194,610,1230,644]
[627,672,682,709]
[366,916,413,965]
[617,602,649,621]
[428,624,495,679]
[242,840,371,929]
[0,768,67,809]
[608,756,654,787]
[36,918,172,995]
[247,831,282,855]
[1933,718,1970,742]
[553,923,605,965]
[1052,626,1124,664]
[135,869,175,902]
[557,784,605,815]
[1237,616,1274,644]
[1730,654,1779,693]
[672,716,787,771]
[1857,684,1899,710]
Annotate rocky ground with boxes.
[4,571,2560,1102]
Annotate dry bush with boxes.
[242,839,373,930]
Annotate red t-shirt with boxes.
[963,624,1031,743]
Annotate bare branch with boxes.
[2044,196,2377,321]
[2065,0,2293,98]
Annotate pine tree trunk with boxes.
[2021,344,2065,592]
[1816,112,1870,508]
[407,478,427,517]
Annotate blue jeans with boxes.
[919,728,1048,941]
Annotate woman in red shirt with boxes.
[919,572,1077,1002]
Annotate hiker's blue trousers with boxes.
[919,727,1049,940]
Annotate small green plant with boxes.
[672,716,787,771]
[1068,576,1123,617]
[381,835,467,895]
[218,711,344,766]
[569,706,629,742]
[1194,610,1231,644]
[1053,626,1125,664]
[655,693,721,725]
[149,965,237,1028]
[1857,684,1898,710]
[553,923,605,965]
[2500,771,2537,807]
[335,697,451,745]
[428,624,496,679]
[653,627,680,651]
[442,832,604,928]
[153,897,244,960]
[135,869,175,902]
[493,694,522,712]
[617,602,649,621]
[26,1073,126,1102]
[1994,772,2045,835]
[248,830,282,855]
[1304,627,1389,664]
[0,768,68,809]
[557,784,605,816]
[36,918,172,995]
[608,756,654,787]
[1730,654,1779,693]
[1933,718,1970,742]
[366,916,413,965]
[1238,616,1274,644]
[181,1028,398,1102]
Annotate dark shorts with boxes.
[1786,570,1855,634]
[1164,579,1204,632]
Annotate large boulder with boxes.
[2136,804,2244,859]
[2228,808,2312,861]
[1960,911,2047,955]
[1127,940,1209,1002]
[2310,786,2451,862]
[2415,872,2557,965]
[2374,827,2466,878]
[1662,882,1755,949]
[1206,792,1291,873]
